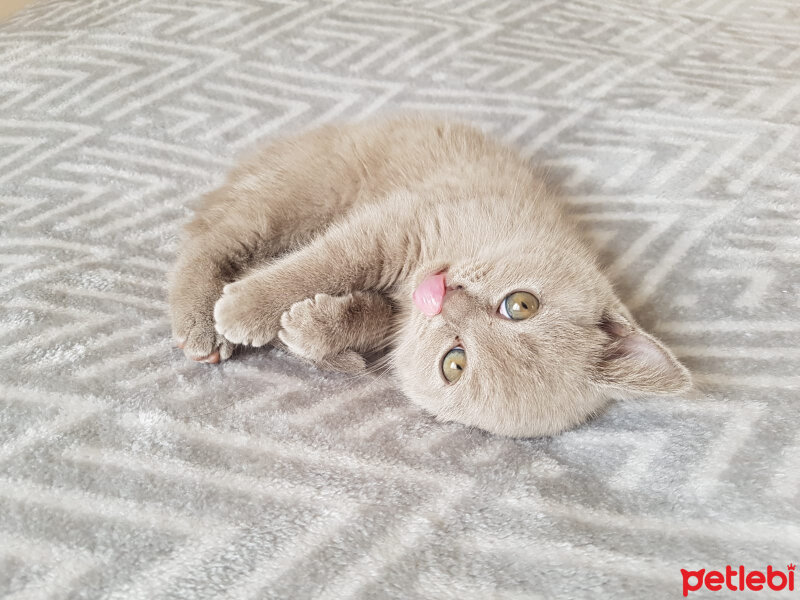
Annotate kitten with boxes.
[169,115,691,437]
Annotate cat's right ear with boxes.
[593,308,692,396]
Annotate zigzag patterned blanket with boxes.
[1,0,798,598]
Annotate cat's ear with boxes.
[594,308,692,395]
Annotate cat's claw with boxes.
[197,350,220,364]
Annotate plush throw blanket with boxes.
[1,0,798,597]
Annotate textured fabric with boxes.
[1,1,799,598]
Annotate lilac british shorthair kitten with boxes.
[169,115,691,437]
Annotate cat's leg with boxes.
[169,188,325,363]
[213,204,413,349]
[168,195,272,363]
[169,129,374,363]
[278,291,394,372]
[169,238,236,363]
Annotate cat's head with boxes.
[392,236,691,437]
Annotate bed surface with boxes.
[1,1,798,597]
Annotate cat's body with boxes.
[169,115,691,437]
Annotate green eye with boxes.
[500,291,539,320]
[441,346,466,383]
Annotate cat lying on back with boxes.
[169,115,691,437]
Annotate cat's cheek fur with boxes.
[393,359,612,438]
[389,287,691,437]
[390,316,611,438]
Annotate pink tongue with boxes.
[413,272,447,317]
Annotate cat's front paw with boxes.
[171,305,234,364]
[213,279,279,347]
[278,294,345,361]
[279,295,366,373]
[176,321,234,364]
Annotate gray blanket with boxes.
[1,1,798,598]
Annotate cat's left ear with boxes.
[594,308,692,395]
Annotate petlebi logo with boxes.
[681,563,795,596]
